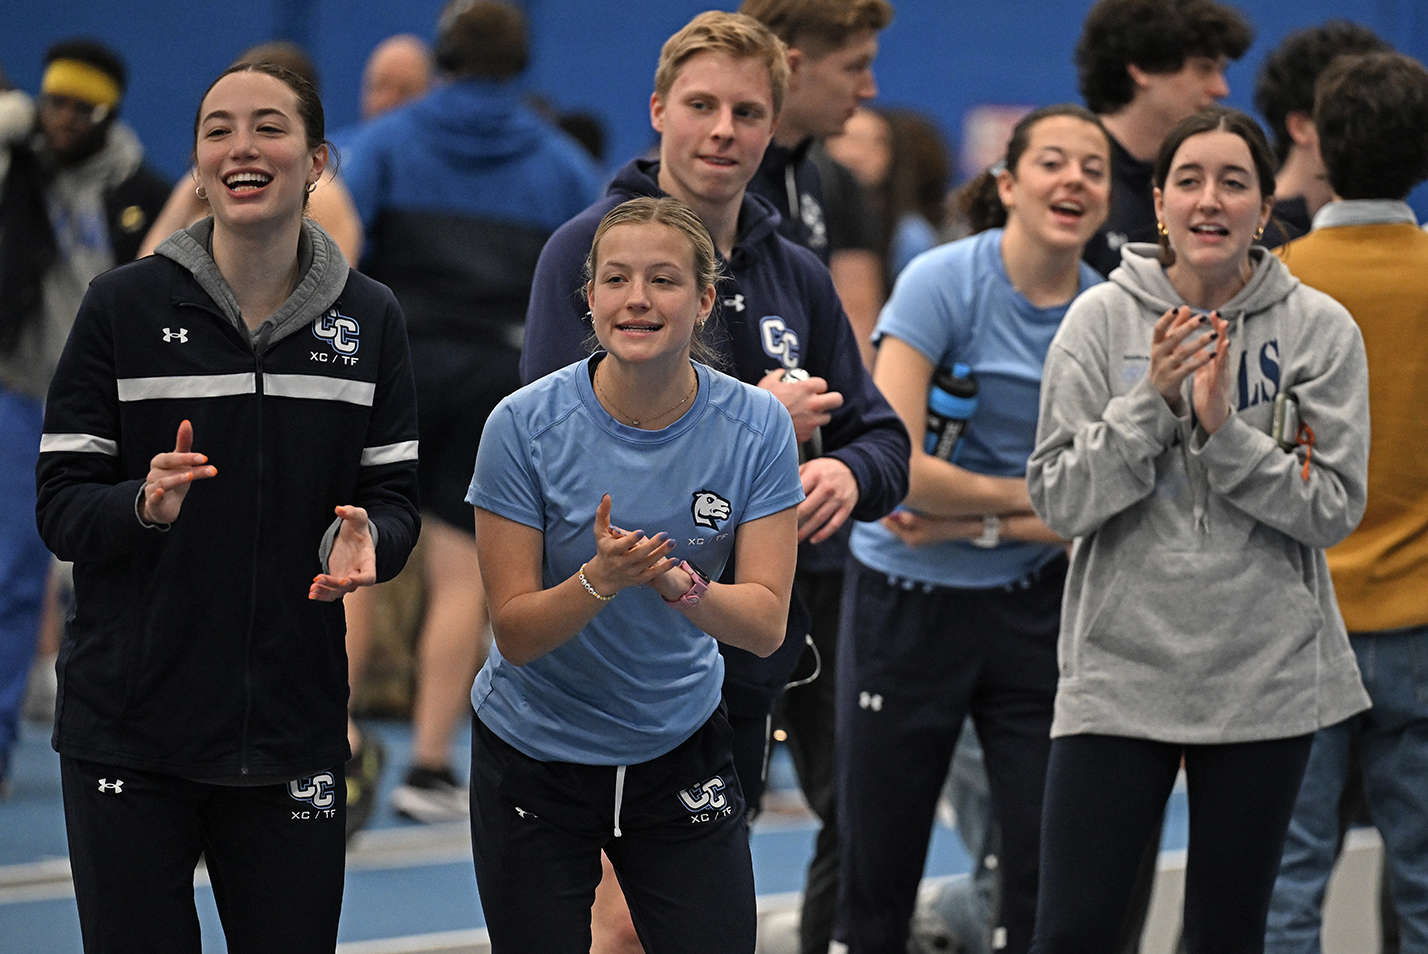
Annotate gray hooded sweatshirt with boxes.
[1028,243,1371,744]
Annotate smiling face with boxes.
[586,222,717,369]
[782,29,879,142]
[653,51,777,221]
[1154,128,1273,279]
[998,114,1111,253]
[194,70,327,237]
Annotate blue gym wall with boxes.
[4,0,1426,217]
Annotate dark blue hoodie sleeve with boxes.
[796,249,911,522]
[520,208,604,385]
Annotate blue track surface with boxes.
[0,717,1189,952]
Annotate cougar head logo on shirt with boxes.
[691,490,731,530]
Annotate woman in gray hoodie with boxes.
[1026,107,1370,953]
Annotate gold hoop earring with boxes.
[1157,221,1168,237]
[1254,226,1265,240]
[195,184,207,200]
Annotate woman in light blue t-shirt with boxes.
[466,197,802,952]
[834,106,1111,954]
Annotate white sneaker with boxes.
[390,766,469,823]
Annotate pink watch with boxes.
[664,560,710,607]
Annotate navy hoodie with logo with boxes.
[522,158,909,713]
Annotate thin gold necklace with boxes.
[595,365,696,427]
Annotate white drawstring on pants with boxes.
[613,764,627,838]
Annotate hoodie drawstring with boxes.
[1188,309,1245,534]
[613,764,627,838]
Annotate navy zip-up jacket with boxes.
[521,158,909,712]
[36,222,420,780]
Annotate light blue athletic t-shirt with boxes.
[851,228,1102,588]
[467,357,804,764]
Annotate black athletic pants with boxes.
[774,568,844,954]
[61,755,346,954]
[835,555,1064,954]
[1031,732,1314,954]
[469,709,757,953]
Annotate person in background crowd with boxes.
[0,37,169,795]
[138,41,363,264]
[1252,20,1388,244]
[341,0,603,825]
[825,105,951,288]
[739,0,893,367]
[1075,0,1252,277]
[361,34,432,122]
[837,103,1110,954]
[1027,107,1370,954]
[1264,51,1428,954]
[35,61,419,951]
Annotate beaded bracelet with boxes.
[579,563,614,602]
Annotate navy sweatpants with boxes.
[61,755,346,954]
[835,555,1065,954]
[469,708,757,953]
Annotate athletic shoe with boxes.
[345,734,386,842]
[390,765,469,822]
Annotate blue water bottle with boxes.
[925,363,978,461]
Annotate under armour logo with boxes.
[97,778,124,794]
[162,328,188,343]
[723,294,745,312]
[514,806,538,820]
[858,691,883,711]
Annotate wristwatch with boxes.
[971,514,1001,549]
[664,560,711,607]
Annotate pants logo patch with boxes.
[676,771,731,816]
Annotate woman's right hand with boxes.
[1149,306,1219,413]
[141,419,217,524]
[582,494,676,597]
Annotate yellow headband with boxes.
[41,59,122,111]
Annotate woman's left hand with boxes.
[881,509,984,548]
[310,505,376,601]
[1192,311,1233,434]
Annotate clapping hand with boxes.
[309,506,376,601]
[1191,311,1232,434]
[1149,306,1220,414]
[141,419,217,524]
[581,494,677,598]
